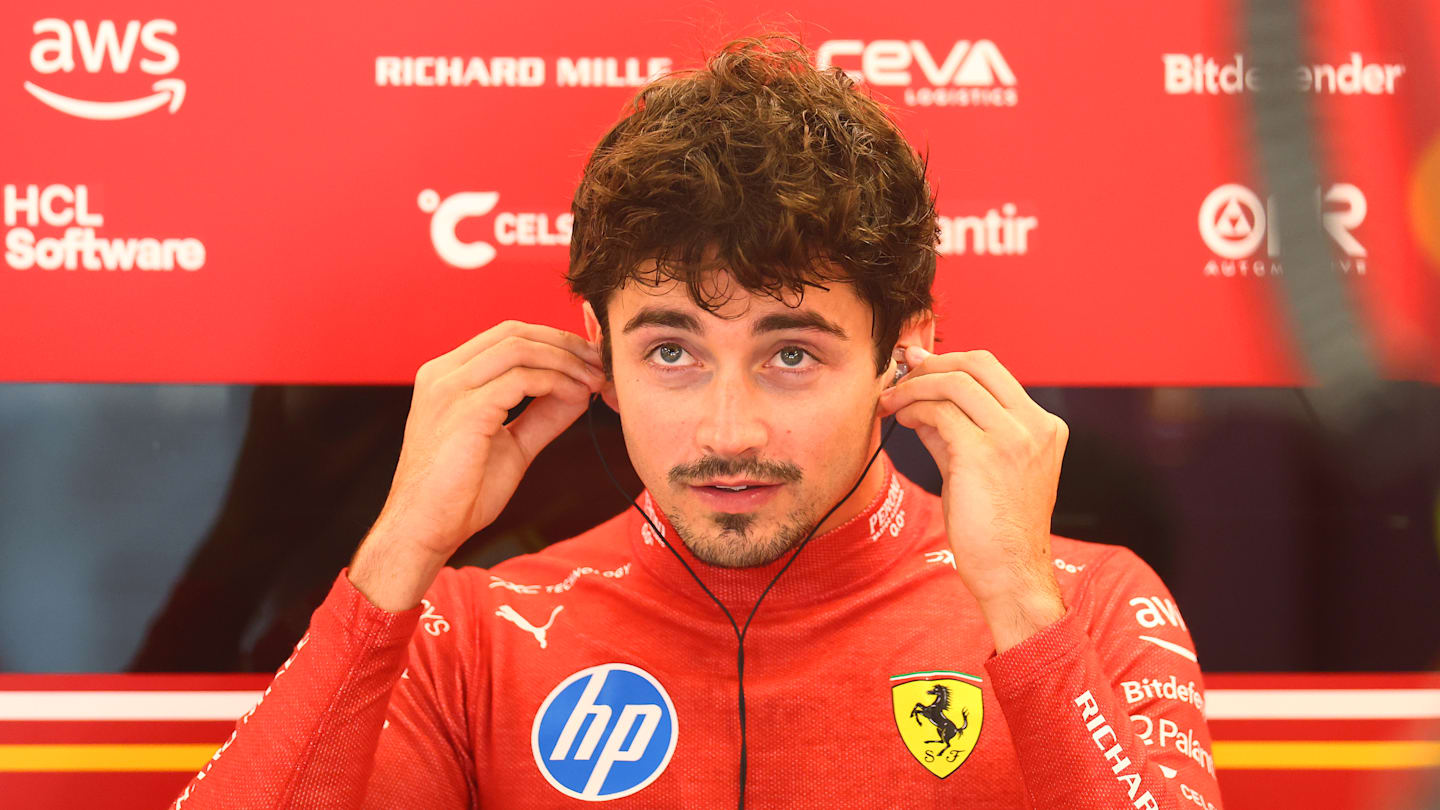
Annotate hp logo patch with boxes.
[531,663,677,801]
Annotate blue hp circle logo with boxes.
[531,663,678,801]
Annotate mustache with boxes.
[668,455,803,486]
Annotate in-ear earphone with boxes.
[890,345,910,386]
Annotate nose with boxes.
[693,368,769,458]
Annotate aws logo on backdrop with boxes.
[815,39,1017,107]
[26,18,184,120]
[418,189,570,269]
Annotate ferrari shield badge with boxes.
[890,670,984,778]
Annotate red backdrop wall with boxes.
[3,0,1437,385]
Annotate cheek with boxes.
[615,390,696,469]
[779,397,869,454]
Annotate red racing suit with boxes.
[169,457,1223,809]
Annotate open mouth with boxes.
[690,482,783,510]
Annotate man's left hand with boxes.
[877,346,1069,653]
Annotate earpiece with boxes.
[890,344,910,386]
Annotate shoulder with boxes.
[1047,536,1197,652]
[440,509,636,602]
[402,511,635,655]
[1046,535,1175,610]
[1048,535,1143,581]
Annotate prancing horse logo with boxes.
[890,671,985,778]
[910,684,969,754]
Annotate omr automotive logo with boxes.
[26,19,184,120]
[532,663,677,801]
[419,189,570,268]
[816,39,1017,107]
[1197,183,1368,278]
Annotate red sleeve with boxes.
[983,546,1224,810]
[168,567,477,810]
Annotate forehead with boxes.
[606,268,870,336]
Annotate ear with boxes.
[881,312,935,389]
[580,301,620,411]
[582,300,603,343]
[897,311,936,354]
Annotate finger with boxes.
[1051,414,1070,466]
[465,366,594,425]
[431,321,602,376]
[890,399,981,471]
[505,385,596,463]
[903,348,1031,411]
[446,335,603,393]
[880,370,1025,437]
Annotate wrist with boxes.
[348,521,453,612]
[975,571,1066,655]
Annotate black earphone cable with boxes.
[585,393,898,810]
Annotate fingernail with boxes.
[905,346,931,365]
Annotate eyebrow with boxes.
[752,311,848,340]
[621,306,848,340]
[622,307,703,334]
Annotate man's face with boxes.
[588,268,893,568]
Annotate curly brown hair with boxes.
[566,33,939,375]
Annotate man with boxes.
[171,35,1222,809]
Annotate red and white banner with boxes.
[2,673,1436,809]
[2,0,1437,385]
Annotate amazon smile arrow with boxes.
[23,78,186,120]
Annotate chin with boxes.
[672,511,813,569]
[685,537,794,569]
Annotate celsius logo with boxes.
[815,40,1017,107]
[418,189,571,269]
[26,19,184,120]
[531,663,677,801]
[1198,183,1367,277]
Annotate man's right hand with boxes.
[349,321,605,611]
